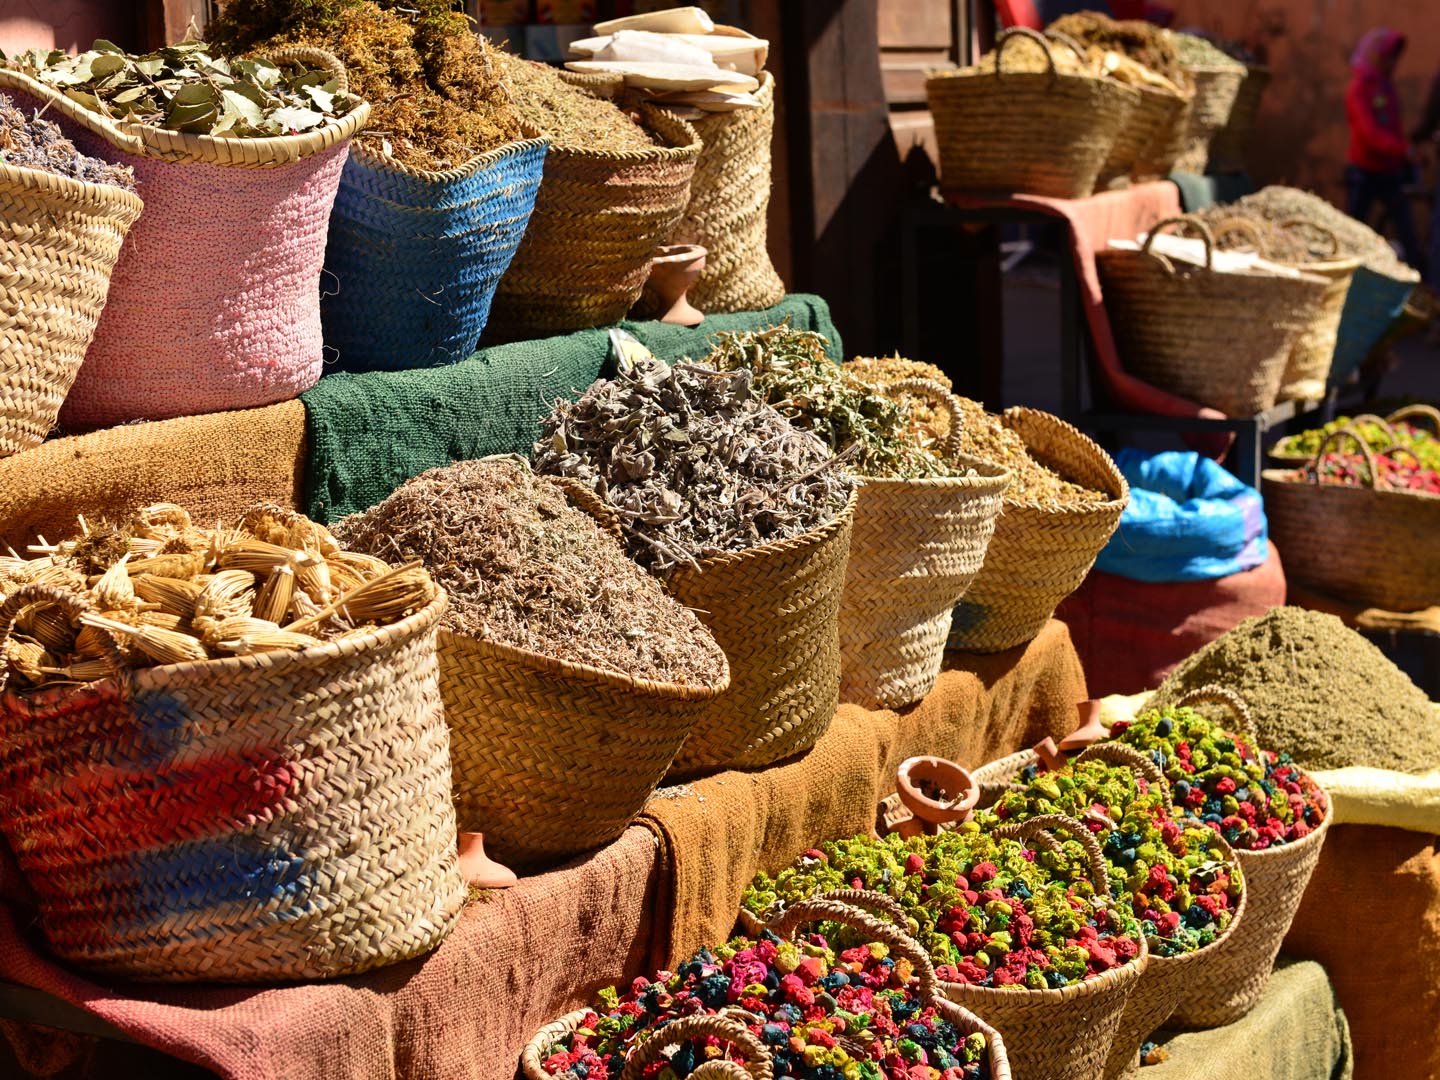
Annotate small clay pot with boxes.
[457,831,517,889]
[646,243,706,326]
[1059,699,1108,752]
[896,755,979,831]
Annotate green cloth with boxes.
[1148,958,1353,1080]
[1169,171,1257,213]
[300,294,842,522]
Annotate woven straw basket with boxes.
[1331,264,1417,384]
[1262,427,1440,610]
[1173,64,1244,174]
[0,583,464,983]
[0,161,142,457]
[1164,688,1330,1029]
[0,51,368,430]
[1131,86,1193,181]
[665,490,856,778]
[972,746,1247,1080]
[526,897,1011,1080]
[1207,65,1271,174]
[1096,217,1328,417]
[948,408,1128,654]
[926,27,1141,201]
[322,132,546,373]
[556,69,626,99]
[838,381,1011,710]
[486,106,700,339]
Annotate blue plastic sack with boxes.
[1095,449,1267,583]
[322,135,548,373]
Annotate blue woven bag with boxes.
[322,134,548,373]
[1330,265,1415,384]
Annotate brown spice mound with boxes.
[333,457,727,687]
[1047,12,1188,87]
[1152,607,1439,775]
[496,53,657,152]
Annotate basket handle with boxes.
[619,1015,771,1080]
[1386,403,1440,435]
[879,377,964,463]
[994,27,1060,79]
[1277,218,1340,258]
[793,888,919,935]
[260,46,351,95]
[0,584,127,692]
[1344,414,1401,449]
[1141,216,1215,273]
[1043,29,1090,65]
[771,896,943,1004]
[1209,216,1269,256]
[1306,425,1380,489]
[1075,742,1174,815]
[1376,443,1426,471]
[991,813,1112,898]
[1175,685,1262,751]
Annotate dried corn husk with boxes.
[132,504,192,538]
[15,602,74,654]
[216,539,295,575]
[292,552,332,606]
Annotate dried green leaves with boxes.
[6,39,359,138]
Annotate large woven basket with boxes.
[838,381,1011,709]
[485,105,700,339]
[665,490,856,778]
[971,748,1246,1080]
[1331,264,1417,384]
[1164,688,1330,1029]
[0,161,142,457]
[1096,217,1328,417]
[0,51,368,429]
[1207,65,1271,174]
[1094,80,1177,188]
[948,408,1128,654]
[0,583,464,983]
[524,897,1011,1080]
[1131,86,1193,181]
[926,27,1141,201]
[322,134,546,372]
[1261,427,1440,611]
[1172,64,1244,174]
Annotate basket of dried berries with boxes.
[534,353,858,777]
[1108,685,1330,1028]
[0,503,462,982]
[335,456,729,872]
[523,896,1010,1080]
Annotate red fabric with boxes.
[993,0,1041,30]
[1056,540,1287,696]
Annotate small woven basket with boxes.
[0,161,142,457]
[524,897,1011,1080]
[838,380,1012,710]
[1164,687,1330,1029]
[1261,426,1440,610]
[926,27,1141,201]
[322,133,547,372]
[0,583,464,983]
[0,50,369,429]
[485,105,701,339]
[1096,216,1328,417]
[1207,65,1271,174]
[1131,85,1193,181]
[1172,64,1244,174]
[665,490,857,778]
[948,407,1128,654]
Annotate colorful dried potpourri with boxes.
[0,91,134,189]
[539,929,994,1079]
[987,759,1243,957]
[1304,446,1440,494]
[1109,705,1329,851]
[333,457,726,686]
[1277,414,1440,470]
[533,353,857,576]
[743,826,1145,989]
[704,326,959,480]
[6,40,361,137]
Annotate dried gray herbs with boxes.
[533,355,857,576]
[0,92,134,189]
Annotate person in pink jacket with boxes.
[1345,27,1423,273]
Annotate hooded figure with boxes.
[1344,27,1423,272]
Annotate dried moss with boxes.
[496,52,656,152]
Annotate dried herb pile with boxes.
[333,457,725,685]
[1151,607,1440,775]
[208,0,523,170]
[844,355,954,455]
[1171,32,1245,69]
[1232,186,1420,281]
[533,355,856,576]
[1189,207,1320,263]
[703,325,957,480]
[6,40,360,138]
[496,52,656,152]
[0,92,133,189]
[0,503,435,689]
[1047,12,1189,87]
[972,34,1096,75]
